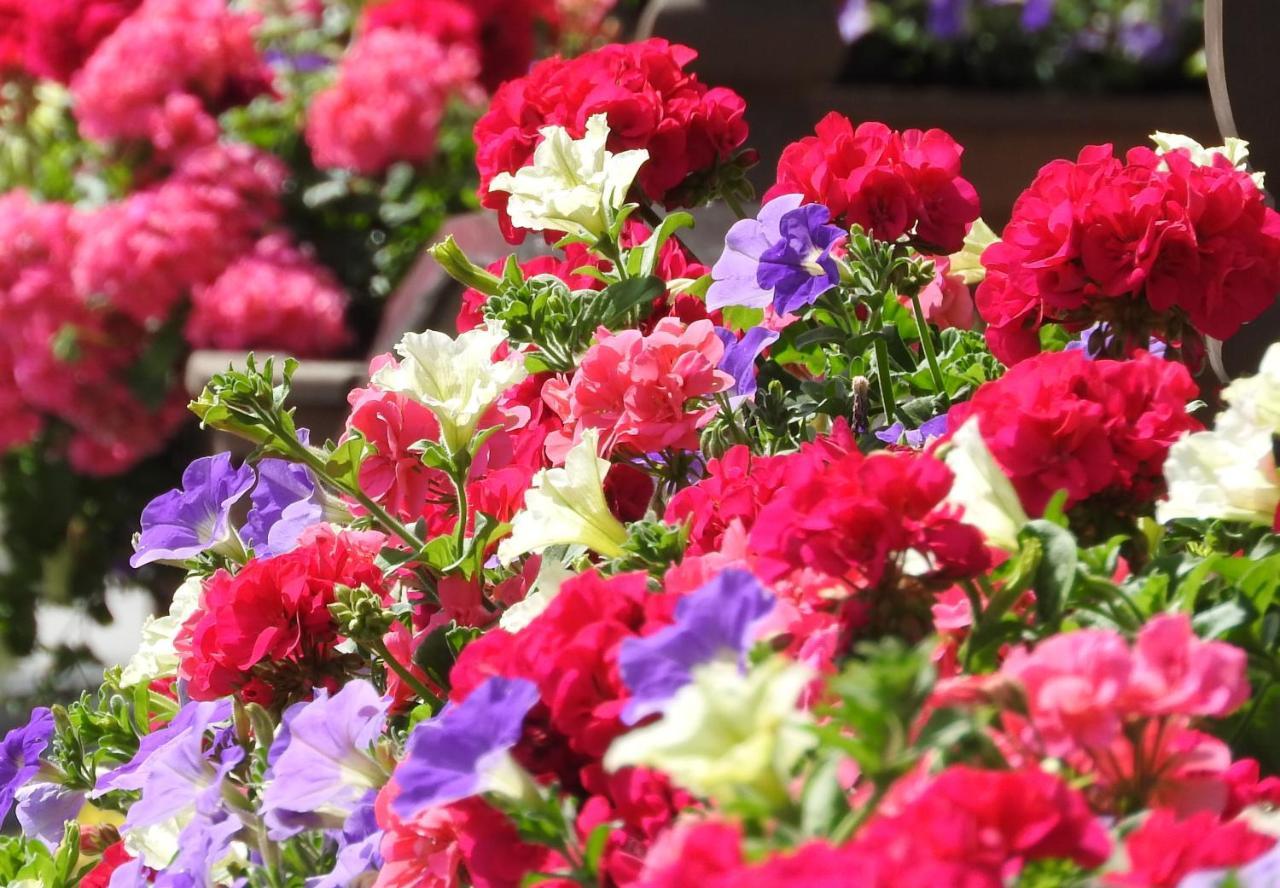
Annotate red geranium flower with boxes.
[176,526,389,701]
[766,113,980,254]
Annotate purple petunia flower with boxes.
[715,327,781,404]
[391,677,539,818]
[242,457,324,558]
[1064,321,1168,360]
[875,415,950,449]
[261,680,391,839]
[130,454,255,568]
[707,194,845,316]
[618,569,775,725]
[1020,0,1054,32]
[311,801,384,888]
[0,708,54,820]
[928,0,969,39]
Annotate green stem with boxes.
[872,335,896,426]
[370,635,443,712]
[453,467,470,555]
[269,420,425,552]
[722,189,749,221]
[599,240,631,280]
[909,289,949,407]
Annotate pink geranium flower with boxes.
[543,317,732,462]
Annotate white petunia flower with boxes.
[603,658,815,808]
[1151,131,1266,188]
[373,321,527,456]
[120,576,203,688]
[1157,409,1280,528]
[498,429,628,564]
[498,557,576,634]
[940,418,1030,552]
[1223,343,1280,436]
[488,114,649,241]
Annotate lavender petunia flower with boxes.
[618,569,775,725]
[242,457,324,558]
[715,327,780,404]
[159,804,244,887]
[262,680,391,839]
[130,454,255,568]
[95,700,240,872]
[15,782,85,847]
[107,855,148,888]
[0,708,54,819]
[837,0,873,43]
[95,700,232,797]
[875,415,950,449]
[707,194,845,315]
[391,677,539,818]
[263,49,332,73]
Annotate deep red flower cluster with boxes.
[1106,809,1275,887]
[22,0,142,83]
[474,39,749,241]
[766,113,981,254]
[946,349,1202,515]
[640,766,1109,887]
[665,445,793,556]
[450,570,673,759]
[448,570,689,884]
[664,431,987,662]
[176,526,390,703]
[978,144,1280,364]
[0,0,23,72]
[361,0,563,92]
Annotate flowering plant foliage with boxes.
[838,0,1205,92]
[0,0,619,659]
[9,39,1280,888]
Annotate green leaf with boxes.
[324,434,371,491]
[800,754,851,837]
[1194,599,1253,639]
[721,305,763,332]
[600,275,665,327]
[635,212,695,277]
[1022,520,1079,630]
[583,821,616,875]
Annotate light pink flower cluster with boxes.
[999,614,1253,815]
[70,0,269,155]
[543,318,733,462]
[305,28,481,176]
[72,144,286,326]
[187,234,351,357]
